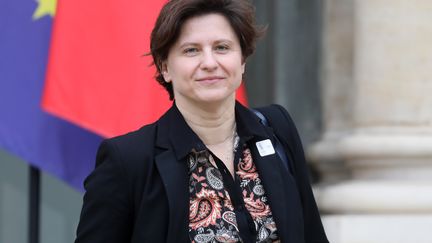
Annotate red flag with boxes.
[43,0,248,138]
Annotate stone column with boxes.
[309,0,432,242]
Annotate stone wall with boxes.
[310,1,432,242]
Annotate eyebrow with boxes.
[178,39,234,49]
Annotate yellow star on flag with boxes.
[33,0,57,20]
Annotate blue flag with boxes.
[0,0,102,190]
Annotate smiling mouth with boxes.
[196,77,225,83]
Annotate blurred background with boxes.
[1,0,432,242]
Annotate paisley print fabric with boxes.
[237,148,279,242]
[188,146,279,243]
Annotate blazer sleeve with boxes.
[75,140,133,243]
[272,104,329,243]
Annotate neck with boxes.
[176,97,236,146]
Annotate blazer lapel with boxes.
[248,136,291,242]
[155,149,189,243]
[237,102,304,243]
[249,132,306,243]
[154,106,190,243]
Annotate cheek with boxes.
[170,59,197,78]
[222,56,243,73]
[165,66,180,83]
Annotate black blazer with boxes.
[75,102,328,243]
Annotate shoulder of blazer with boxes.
[253,104,302,167]
[101,122,158,181]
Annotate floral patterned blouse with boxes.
[188,142,280,243]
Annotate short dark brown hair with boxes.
[150,0,265,100]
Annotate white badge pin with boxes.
[256,139,275,157]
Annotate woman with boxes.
[75,0,328,243]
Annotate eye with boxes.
[183,47,199,56]
[215,45,229,53]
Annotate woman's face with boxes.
[162,13,245,106]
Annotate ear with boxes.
[241,62,245,75]
[161,62,171,83]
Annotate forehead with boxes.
[176,13,239,44]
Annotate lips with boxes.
[196,76,225,83]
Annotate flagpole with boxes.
[29,165,40,243]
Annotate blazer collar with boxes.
[156,101,272,158]
[235,101,271,140]
[152,104,189,242]
[155,103,205,160]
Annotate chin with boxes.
[194,90,236,104]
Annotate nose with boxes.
[199,48,218,71]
